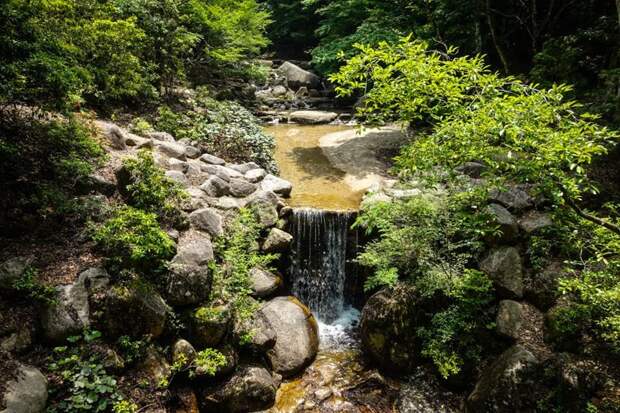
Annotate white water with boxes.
[317,306,361,350]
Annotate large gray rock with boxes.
[170,230,214,267]
[480,247,524,298]
[41,268,110,342]
[278,61,321,90]
[165,170,189,186]
[229,162,260,174]
[245,168,267,183]
[200,175,230,197]
[189,306,231,349]
[262,228,293,253]
[200,153,226,166]
[1,364,47,413]
[155,141,188,160]
[201,164,243,181]
[0,257,32,290]
[166,264,212,306]
[486,203,519,243]
[249,268,281,298]
[466,345,540,412]
[260,297,319,377]
[525,260,567,310]
[199,365,278,413]
[247,191,280,227]
[519,211,553,234]
[496,300,524,339]
[233,310,276,352]
[489,186,534,212]
[167,158,189,173]
[146,131,175,142]
[189,208,224,238]
[260,175,292,197]
[289,110,338,125]
[94,120,126,149]
[228,178,257,198]
[360,284,419,374]
[98,284,169,338]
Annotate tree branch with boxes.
[563,193,620,236]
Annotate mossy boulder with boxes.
[188,306,232,349]
[359,283,420,374]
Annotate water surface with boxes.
[265,124,364,211]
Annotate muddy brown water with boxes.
[265,124,364,211]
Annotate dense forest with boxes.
[0,0,619,412]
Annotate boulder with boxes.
[98,284,169,338]
[156,141,188,160]
[289,110,338,125]
[170,230,214,267]
[525,260,567,310]
[200,153,226,166]
[247,191,280,227]
[1,364,47,413]
[199,365,278,413]
[455,162,486,178]
[228,178,257,198]
[201,164,243,181]
[519,211,553,234]
[245,168,267,183]
[466,345,539,412]
[84,173,117,196]
[260,174,292,197]
[485,203,519,243]
[359,284,419,374]
[233,310,276,353]
[480,246,524,298]
[229,162,260,174]
[168,158,189,173]
[496,300,524,339]
[0,257,32,290]
[262,228,293,253]
[278,61,321,90]
[271,85,288,97]
[166,264,212,306]
[260,297,319,377]
[173,339,197,366]
[249,268,281,298]
[189,208,224,238]
[94,120,126,149]
[184,145,201,159]
[138,347,171,387]
[41,267,110,342]
[146,131,175,142]
[208,197,242,211]
[489,186,534,212]
[165,170,189,186]
[124,133,153,148]
[200,176,230,198]
[189,306,232,349]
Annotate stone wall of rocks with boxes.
[0,122,318,412]
[356,163,608,411]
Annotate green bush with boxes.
[155,90,277,173]
[121,149,186,222]
[0,113,105,229]
[92,206,175,276]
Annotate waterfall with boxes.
[288,208,358,324]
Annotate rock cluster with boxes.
[0,121,318,413]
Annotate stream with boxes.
[264,124,462,413]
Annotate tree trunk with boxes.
[485,0,510,73]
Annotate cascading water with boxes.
[288,207,359,325]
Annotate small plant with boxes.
[92,206,175,276]
[211,209,277,321]
[130,118,153,136]
[12,266,57,305]
[47,330,132,413]
[122,149,187,222]
[193,348,227,376]
[116,335,148,365]
[112,400,139,413]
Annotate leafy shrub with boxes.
[355,185,496,292]
[155,90,277,173]
[47,331,132,413]
[0,113,105,230]
[194,348,227,376]
[130,118,153,136]
[418,270,494,378]
[11,266,57,305]
[92,206,175,276]
[121,149,186,222]
[211,209,277,320]
[116,335,149,365]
